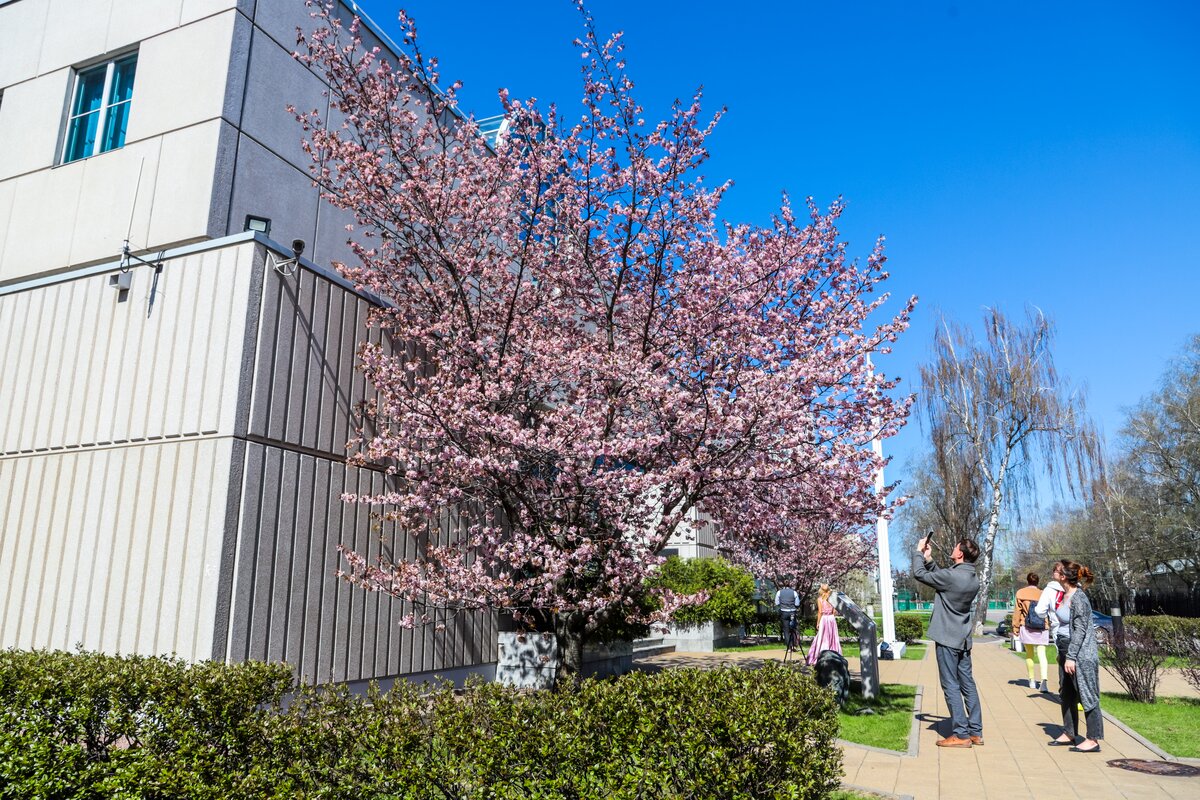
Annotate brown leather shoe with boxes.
[936,735,973,748]
[969,736,984,746]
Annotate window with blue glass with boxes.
[63,53,137,164]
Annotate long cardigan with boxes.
[1064,589,1101,711]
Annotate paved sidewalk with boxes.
[636,640,1200,799]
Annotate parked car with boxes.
[1092,611,1113,645]
[996,615,1012,638]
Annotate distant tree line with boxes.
[896,310,1198,618]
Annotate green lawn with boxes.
[843,643,926,661]
[751,614,931,640]
[837,683,917,751]
[832,791,891,800]
[1007,643,1190,669]
[715,642,790,652]
[1099,653,1191,669]
[714,642,927,661]
[1101,693,1200,758]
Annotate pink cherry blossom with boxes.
[294,1,915,677]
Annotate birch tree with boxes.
[920,308,1099,628]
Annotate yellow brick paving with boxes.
[635,640,1200,799]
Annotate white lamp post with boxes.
[868,355,904,659]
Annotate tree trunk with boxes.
[973,450,1011,631]
[555,611,586,689]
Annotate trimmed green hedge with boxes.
[0,649,842,799]
[1126,614,1200,645]
[0,649,293,798]
[893,615,925,644]
[829,614,923,643]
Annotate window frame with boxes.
[61,50,138,165]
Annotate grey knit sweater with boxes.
[1064,589,1102,711]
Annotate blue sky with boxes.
[354,1,1200,558]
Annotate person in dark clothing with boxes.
[913,534,983,748]
[774,584,800,650]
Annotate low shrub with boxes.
[893,615,925,644]
[0,648,293,798]
[1127,616,1200,694]
[1126,615,1200,647]
[649,555,758,627]
[0,650,842,799]
[1102,626,1168,703]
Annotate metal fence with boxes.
[1089,588,1200,618]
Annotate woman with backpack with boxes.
[1014,572,1051,691]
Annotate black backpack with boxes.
[1021,599,1046,631]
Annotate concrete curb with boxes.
[907,683,924,757]
[840,781,915,800]
[1099,708,1200,766]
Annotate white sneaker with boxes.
[1028,679,1037,689]
[1040,680,1050,693]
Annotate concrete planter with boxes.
[581,640,633,678]
[663,620,742,653]
[496,631,558,690]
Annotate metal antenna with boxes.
[119,156,163,277]
[121,158,146,273]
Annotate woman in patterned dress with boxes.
[1048,560,1104,753]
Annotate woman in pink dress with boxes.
[806,584,842,665]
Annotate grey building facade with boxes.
[0,0,496,685]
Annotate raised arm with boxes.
[912,551,955,590]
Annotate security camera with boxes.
[291,239,306,259]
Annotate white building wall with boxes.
[0,0,390,286]
[0,0,240,284]
[0,438,234,659]
[0,241,254,452]
[0,0,498,683]
[0,239,255,659]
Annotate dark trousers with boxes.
[935,644,981,738]
[779,612,797,648]
[1057,647,1104,740]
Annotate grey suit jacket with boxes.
[913,552,980,651]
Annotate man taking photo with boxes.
[774,582,800,650]
[914,533,982,748]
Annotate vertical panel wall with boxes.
[0,439,234,659]
[0,243,254,453]
[222,260,497,685]
[225,444,496,684]
[0,240,256,659]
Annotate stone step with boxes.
[632,638,676,657]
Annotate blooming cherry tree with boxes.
[293,3,914,677]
